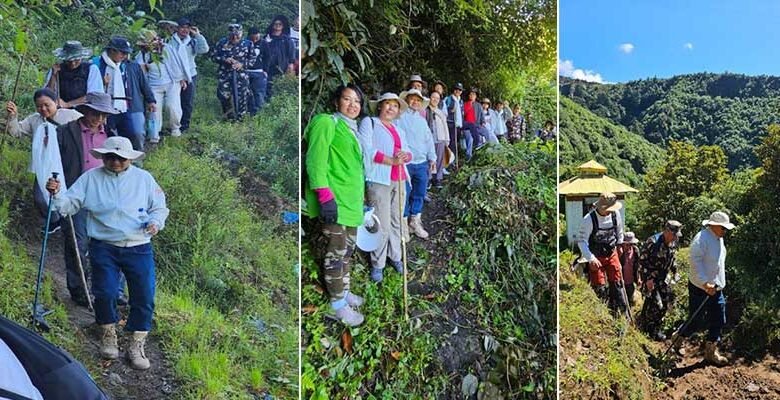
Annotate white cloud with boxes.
[684,42,694,50]
[559,59,605,83]
[618,43,635,54]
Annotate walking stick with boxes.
[231,69,239,119]
[31,172,58,332]
[398,177,408,321]
[2,54,25,146]
[620,283,634,326]
[67,214,93,312]
[662,288,717,359]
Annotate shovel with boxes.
[31,172,58,332]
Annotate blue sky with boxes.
[560,0,780,83]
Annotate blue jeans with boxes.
[681,282,726,342]
[89,240,156,332]
[404,162,430,217]
[108,111,146,150]
[248,72,267,115]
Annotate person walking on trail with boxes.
[97,36,156,151]
[246,27,268,115]
[618,231,641,307]
[212,23,253,121]
[636,221,682,341]
[135,29,187,142]
[576,192,627,313]
[45,135,169,370]
[397,89,436,240]
[427,91,449,189]
[168,17,209,133]
[358,92,411,283]
[261,15,296,101]
[5,88,82,232]
[674,211,734,366]
[443,82,464,167]
[44,41,103,109]
[56,92,130,307]
[304,84,367,327]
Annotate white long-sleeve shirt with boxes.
[576,209,624,261]
[53,165,169,245]
[688,228,727,290]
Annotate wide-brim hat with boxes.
[356,214,382,252]
[53,41,92,61]
[482,98,491,104]
[399,89,430,109]
[665,220,683,238]
[105,36,133,54]
[158,20,180,30]
[623,232,639,244]
[369,92,408,115]
[89,136,145,161]
[75,92,121,115]
[702,211,735,230]
[593,192,622,213]
[136,28,159,46]
[407,74,427,89]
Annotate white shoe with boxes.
[442,168,450,176]
[409,215,429,239]
[149,137,160,144]
[334,305,364,327]
[345,292,364,307]
[170,130,182,137]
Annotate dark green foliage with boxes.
[445,141,558,397]
[634,141,728,242]
[302,0,556,124]
[559,97,664,188]
[561,73,780,169]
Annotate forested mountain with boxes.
[560,73,780,169]
[559,97,664,188]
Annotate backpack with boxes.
[587,211,618,257]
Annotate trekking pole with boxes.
[67,214,93,312]
[31,172,58,332]
[620,284,634,326]
[398,177,408,321]
[661,287,718,359]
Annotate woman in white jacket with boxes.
[357,93,410,283]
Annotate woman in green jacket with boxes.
[304,84,367,326]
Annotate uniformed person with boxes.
[637,220,682,340]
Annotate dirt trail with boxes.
[17,209,179,400]
[658,342,780,400]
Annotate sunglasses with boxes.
[103,153,128,162]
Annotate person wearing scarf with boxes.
[304,84,367,327]
[168,17,209,132]
[97,36,156,151]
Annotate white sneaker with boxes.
[170,130,182,137]
[149,137,160,144]
[334,305,364,327]
[345,292,364,307]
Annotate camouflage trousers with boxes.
[216,70,250,120]
[638,282,674,335]
[322,224,357,303]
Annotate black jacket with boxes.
[57,119,117,187]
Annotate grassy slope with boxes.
[559,97,664,188]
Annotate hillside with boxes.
[559,97,664,188]
[560,73,780,169]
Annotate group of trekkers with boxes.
[0,13,297,372]
[577,192,733,366]
[304,74,555,327]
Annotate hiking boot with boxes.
[704,341,728,366]
[345,292,364,307]
[99,324,119,359]
[334,305,364,327]
[388,259,404,274]
[670,332,687,356]
[126,331,151,370]
[409,215,429,239]
[370,267,384,283]
[401,218,410,243]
